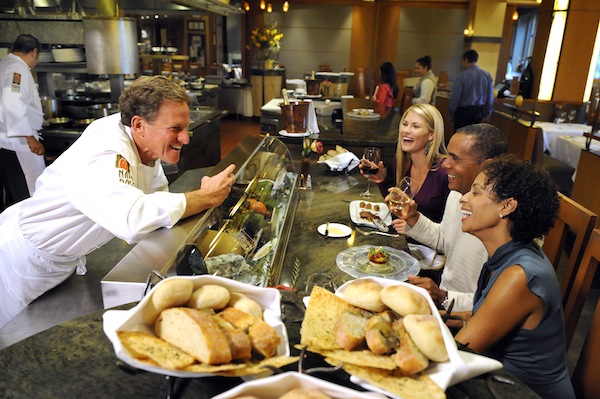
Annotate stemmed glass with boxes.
[388,176,418,214]
[360,147,381,198]
[568,110,577,124]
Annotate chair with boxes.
[570,229,600,398]
[542,193,597,307]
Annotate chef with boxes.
[0,34,46,207]
[0,75,237,328]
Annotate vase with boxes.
[264,59,275,69]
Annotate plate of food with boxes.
[336,245,420,280]
[346,109,380,120]
[212,371,386,399]
[349,200,392,228]
[103,275,297,378]
[299,278,503,399]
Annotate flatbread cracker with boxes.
[310,348,397,370]
[327,359,446,399]
[216,355,300,377]
[118,331,196,370]
[300,286,365,350]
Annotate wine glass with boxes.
[568,109,577,124]
[388,176,418,214]
[360,147,381,198]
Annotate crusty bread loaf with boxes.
[392,327,429,375]
[187,284,231,310]
[212,315,252,361]
[380,285,431,316]
[365,311,398,355]
[228,292,263,320]
[334,311,368,350]
[155,307,232,365]
[403,314,448,362]
[143,278,194,324]
[217,306,281,358]
[341,278,387,312]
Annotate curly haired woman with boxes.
[455,155,574,399]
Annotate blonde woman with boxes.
[364,103,449,222]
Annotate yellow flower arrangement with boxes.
[250,23,284,60]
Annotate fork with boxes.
[355,226,399,238]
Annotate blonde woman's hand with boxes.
[359,160,386,183]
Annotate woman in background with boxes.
[372,61,399,108]
[412,55,437,105]
[455,156,574,399]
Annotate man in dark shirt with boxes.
[448,50,494,132]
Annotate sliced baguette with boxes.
[334,311,369,351]
[392,327,429,375]
[365,311,398,355]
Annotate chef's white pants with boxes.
[14,148,45,195]
[0,204,86,329]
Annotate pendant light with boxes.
[283,1,289,12]
[267,2,272,13]
[512,10,519,21]
[260,0,265,10]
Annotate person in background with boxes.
[455,156,574,399]
[390,123,508,312]
[367,103,449,223]
[0,75,237,328]
[412,55,437,105]
[0,34,45,208]
[372,61,399,109]
[448,49,494,132]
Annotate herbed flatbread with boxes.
[326,359,446,399]
[214,355,300,377]
[117,330,196,370]
[309,348,397,370]
[300,286,367,350]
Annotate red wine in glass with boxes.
[360,147,380,198]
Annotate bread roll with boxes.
[365,311,398,355]
[187,284,231,310]
[334,311,368,350]
[143,278,194,324]
[228,292,263,320]
[211,315,252,361]
[380,285,431,316]
[403,314,448,362]
[341,278,387,312]
[218,307,281,358]
[155,307,232,365]
[393,328,429,375]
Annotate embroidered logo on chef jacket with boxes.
[11,73,21,93]
[116,154,134,186]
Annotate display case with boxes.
[101,136,299,308]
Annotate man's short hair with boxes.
[11,34,40,54]
[457,123,508,163]
[119,75,189,127]
[463,49,478,63]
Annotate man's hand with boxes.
[407,275,446,305]
[26,136,45,155]
[384,188,420,227]
[183,164,236,219]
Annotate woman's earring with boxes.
[499,214,504,219]
[425,140,432,156]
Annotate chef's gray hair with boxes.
[119,75,189,127]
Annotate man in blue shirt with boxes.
[449,50,494,132]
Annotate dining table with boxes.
[553,134,600,171]
[0,154,541,399]
[534,121,592,155]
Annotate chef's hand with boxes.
[407,275,446,306]
[27,136,45,156]
[182,164,236,219]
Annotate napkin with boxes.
[318,151,360,172]
[306,100,320,134]
[407,243,446,270]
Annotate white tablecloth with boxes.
[554,135,600,170]
[535,121,592,154]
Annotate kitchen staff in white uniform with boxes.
[0,34,46,205]
[0,75,237,328]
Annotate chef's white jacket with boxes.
[0,113,187,326]
[0,53,44,150]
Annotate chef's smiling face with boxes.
[132,100,191,165]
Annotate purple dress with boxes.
[377,159,449,223]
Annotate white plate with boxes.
[349,200,392,228]
[336,245,420,280]
[278,130,311,137]
[213,371,386,399]
[335,278,503,395]
[103,275,289,378]
[295,93,322,99]
[346,111,380,120]
[317,223,352,238]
